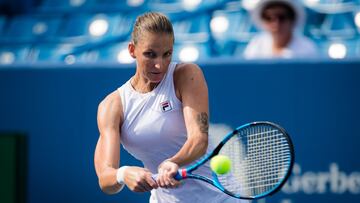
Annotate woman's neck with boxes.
[131,74,158,93]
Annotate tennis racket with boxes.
[153,121,294,200]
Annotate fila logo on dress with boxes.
[160,100,172,112]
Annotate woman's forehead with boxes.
[140,31,173,40]
[137,32,174,49]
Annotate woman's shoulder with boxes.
[175,62,200,70]
[173,62,205,95]
[175,63,201,73]
[98,90,122,113]
[97,89,124,127]
[174,63,203,79]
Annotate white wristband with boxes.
[115,166,129,192]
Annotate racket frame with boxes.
[175,121,295,200]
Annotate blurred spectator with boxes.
[244,0,317,59]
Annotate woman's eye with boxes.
[144,52,156,58]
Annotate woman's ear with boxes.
[128,42,136,59]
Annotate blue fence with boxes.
[0,60,359,203]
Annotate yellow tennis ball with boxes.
[210,155,231,175]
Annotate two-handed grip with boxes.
[151,169,184,181]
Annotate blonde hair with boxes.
[131,12,174,45]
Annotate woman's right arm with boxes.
[94,91,158,194]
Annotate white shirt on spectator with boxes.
[243,32,317,59]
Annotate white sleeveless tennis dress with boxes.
[118,62,246,203]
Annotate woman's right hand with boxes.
[123,166,159,192]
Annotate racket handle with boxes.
[174,170,183,180]
[151,169,184,181]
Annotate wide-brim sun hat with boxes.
[251,0,306,31]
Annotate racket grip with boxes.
[174,170,183,180]
[151,169,184,181]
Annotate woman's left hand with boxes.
[156,160,181,189]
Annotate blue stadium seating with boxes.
[356,39,360,56]
[0,45,30,64]
[147,0,226,13]
[304,8,327,40]
[0,0,360,64]
[0,16,6,35]
[172,41,212,62]
[58,13,133,43]
[173,14,211,43]
[209,6,258,57]
[59,14,107,39]
[321,39,360,58]
[231,41,250,58]
[320,12,357,39]
[83,41,131,63]
[0,15,62,43]
[302,0,358,13]
[28,43,79,63]
[92,0,147,12]
[38,0,94,13]
[211,9,258,41]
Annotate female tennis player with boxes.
[94,12,245,202]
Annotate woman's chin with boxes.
[149,74,164,83]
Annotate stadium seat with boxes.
[303,0,357,14]
[230,41,249,58]
[320,12,357,39]
[92,0,147,12]
[304,9,327,40]
[0,0,359,64]
[210,8,258,57]
[59,13,133,42]
[82,41,133,63]
[0,15,62,43]
[147,0,196,12]
[147,0,226,13]
[341,39,359,58]
[0,45,31,64]
[211,9,257,42]
[173,41,212,62]
[28,43,80,63]
[38,0,94,13]
[356,39,360,56]
[0,16,6,35]
[317,39,359,59]
[172,14,211,43]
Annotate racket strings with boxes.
[217,124,292,197]
[244,126,290,195]
[237,156,290,179]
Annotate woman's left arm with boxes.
[156,63,209,188]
